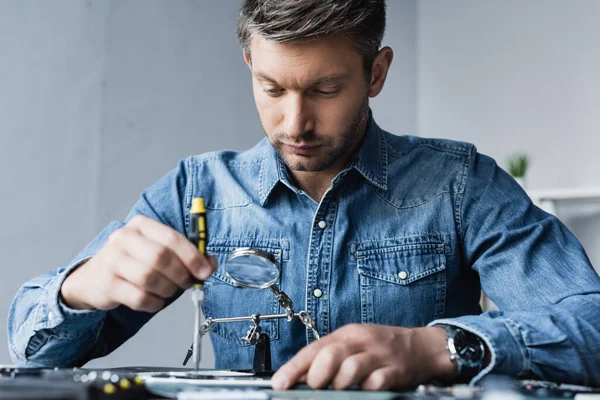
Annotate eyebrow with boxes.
[253,71,350,88]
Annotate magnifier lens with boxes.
[225,248,279,289]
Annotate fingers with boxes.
[109,276,165,313]
[306,342,360,389]
[113,227,192,289]
[63,215,217,312]
[330,352,381,390]
[273,329,367,390]
[128,215,217,280]
[273,324,414,391]
[114,253,180,299]
[272,335,335,390]
[274,341,394,391]
[361,367,400,391]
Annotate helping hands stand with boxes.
[184,285,320,372]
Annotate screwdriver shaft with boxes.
[191,285,204,370]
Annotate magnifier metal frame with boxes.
[224,247,280,289]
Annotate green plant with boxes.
[508,154,529,178]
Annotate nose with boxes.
[284,94,314,140]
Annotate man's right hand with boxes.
[60,215,218,313]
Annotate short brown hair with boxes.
[237,0,387,79]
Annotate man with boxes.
[8,0,600,392]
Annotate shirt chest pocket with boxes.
[354,237,447,327]
[203,239,285,347]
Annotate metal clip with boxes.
[270,285,294,321]
[298,311,320,340]
[200,317,214,336]
[242,314,262,345]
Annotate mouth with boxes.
[283,143,321,156]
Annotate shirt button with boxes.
[313,288,323,298]
[48,311,54,320]
[318,221,327,229]
[398,271,408,280]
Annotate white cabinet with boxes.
[528,188,600,216]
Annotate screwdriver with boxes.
[188,197,207,371]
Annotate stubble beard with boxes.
[267,97,370,172]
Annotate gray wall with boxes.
[417,0,600,271]
[0,1,417,367]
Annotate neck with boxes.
[290,170,338,202]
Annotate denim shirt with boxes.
[8,113,600,386]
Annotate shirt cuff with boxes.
[35,258,106,336]
[429,313,528,385]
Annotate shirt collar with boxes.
[258,110,388,206]
[351,110,389,191]
[258,140,287,206]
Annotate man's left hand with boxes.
[272,324,456,391]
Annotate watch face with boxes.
[452,329,485,368]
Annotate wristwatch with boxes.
[443,325,486,382]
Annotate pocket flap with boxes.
[355,237,446,285]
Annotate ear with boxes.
[243,51,252,70]
[368,46,394,98]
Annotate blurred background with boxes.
[1,0,599,369]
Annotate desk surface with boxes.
[2,366,599,400]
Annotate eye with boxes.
[263,87,283,96]
[315,89,339,96]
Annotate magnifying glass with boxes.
[224,248,280,289]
